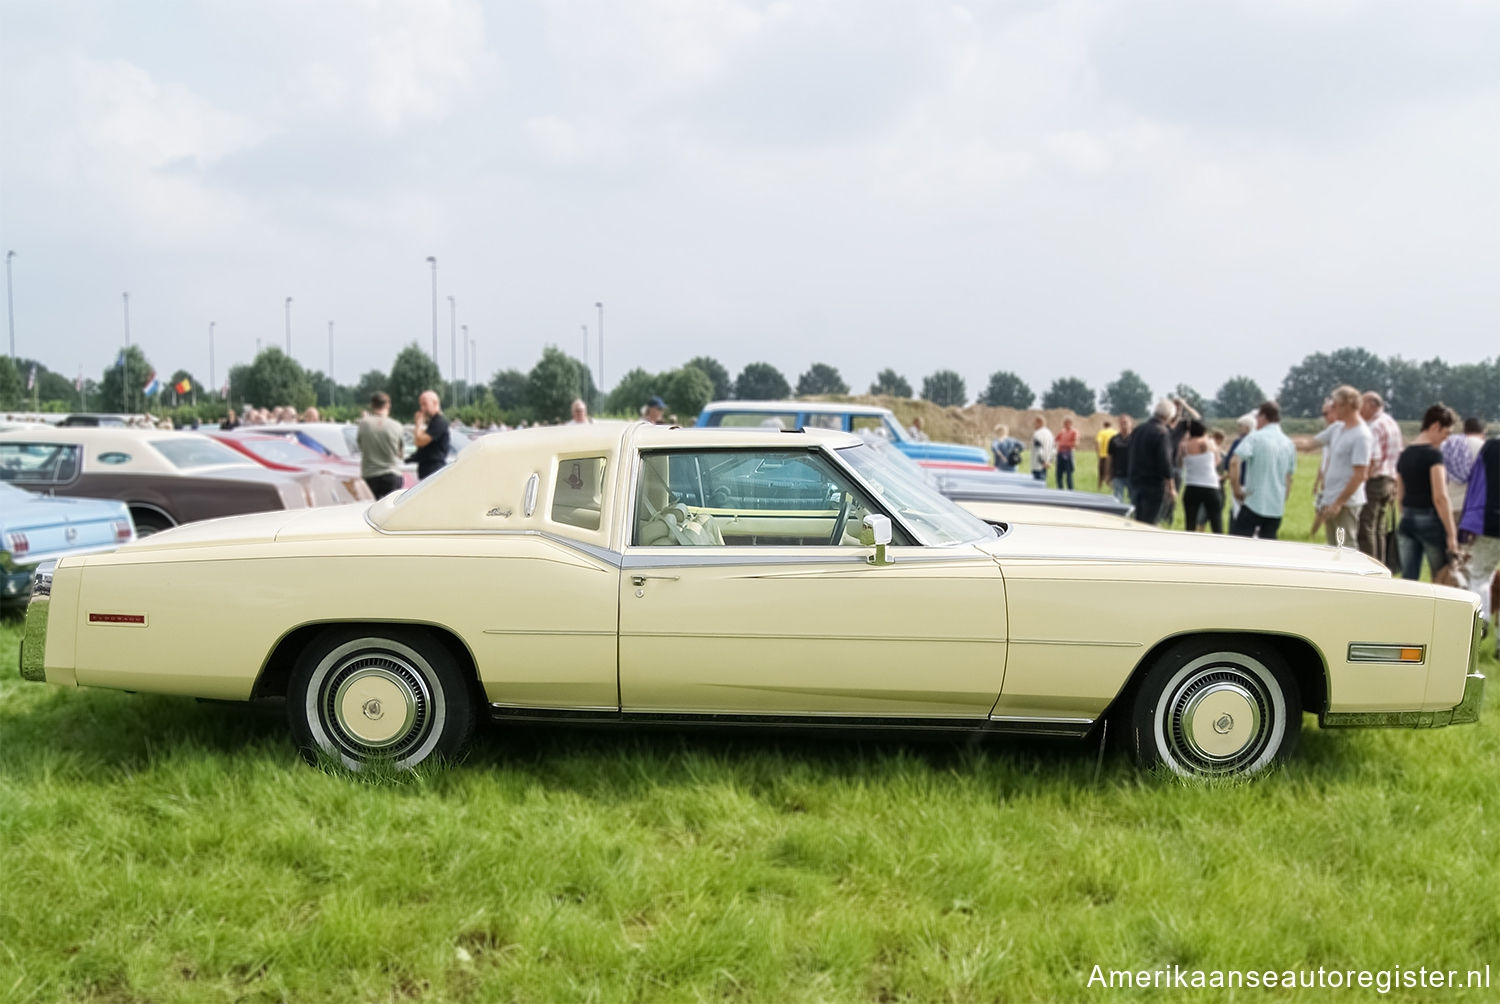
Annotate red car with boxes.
[208,432,373,503]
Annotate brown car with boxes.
[0,428,321,535]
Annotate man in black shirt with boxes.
[1128,400,1177,524]
[412,390,451,480]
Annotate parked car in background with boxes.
[697,401,992,470]
[55,413,129,427]
[860,435,1134,520]
[209,431,373,503]
[0,482,134,605]
[20,423,1485,779]
[267,422,360,462]
[0,428,316,535]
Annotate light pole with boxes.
[595,301,604,394]
[328,320,335,408]
[208,321,216,402]
[461,324,469,405]
[469,335,476,408]
[122,292,131,414]
[284,296,293,354]
[581,324,589,402]
[5,250,16,362]
[426,256,438,368]
[448,294,456,405]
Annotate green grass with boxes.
[2,458,1497,1002]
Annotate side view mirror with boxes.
[863,513,893,565]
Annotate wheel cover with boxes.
[310,643,438,764]
[1155,653,1284,777]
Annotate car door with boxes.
[617,447,1009,720]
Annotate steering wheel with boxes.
[829,491,853,545]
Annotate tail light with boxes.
[8,532,29,557]
[114,520,133,542]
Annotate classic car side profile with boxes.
[0,428,319,534]
[20,423,1486,778]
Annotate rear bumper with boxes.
[18,561,54,682]
[1320,612,1486,729]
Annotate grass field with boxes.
[2,454,1497,1003]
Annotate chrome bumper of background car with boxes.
[1320,613,1487,729]
[18,561,54,682]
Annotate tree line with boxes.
[6,344,1496,425]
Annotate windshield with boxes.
[837,443,994,546]
[151,437,251,469]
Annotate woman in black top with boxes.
[1394,404,1458,580]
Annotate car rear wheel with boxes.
[129,509,174,537]
[289,628,478,771]
[1128,637,1301,778]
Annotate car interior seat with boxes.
[637,456,723,545]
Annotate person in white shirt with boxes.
[1315,385,1373,546]
[1029,416,1055,483]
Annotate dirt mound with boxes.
[818,395,1124,452]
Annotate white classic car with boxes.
[20,423,1486,777]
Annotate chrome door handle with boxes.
[631,574,680,586]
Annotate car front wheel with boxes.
[289,628,478,771]
[1128,638,1301,778]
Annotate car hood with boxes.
[977,521,1394,578]
[960,500,1146,532]
[103,502,376,553]
[940,478,1132,514]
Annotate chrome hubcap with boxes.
[1179,680,1261,761]
[1161,661,1278,776]
[322,653,431,757]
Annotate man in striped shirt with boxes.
[1358,391,1403,562]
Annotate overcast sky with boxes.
[2,0,1496,404]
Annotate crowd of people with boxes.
[994,389,1500,621]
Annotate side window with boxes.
[634,449,889,547]
[805,413,844,431]
[551,456,607,531]
[0,443,82,484]
[851,416,887,438]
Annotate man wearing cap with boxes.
[643,396,666,424]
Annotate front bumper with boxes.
[18,561,54,682]
[1320,612,1487,729]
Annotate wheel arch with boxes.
[251,620,483,703]
[1102,629,1328,724]
[126,501,177,529]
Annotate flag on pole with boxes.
[75,371,83,391]
[143,372,160,396]
[26,366,36,391]
[115,350,127,368]
[174,378,192,394]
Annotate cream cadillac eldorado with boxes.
[20,423,1486,778]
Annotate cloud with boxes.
[272,0,496,132]
[4,53,267,248]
